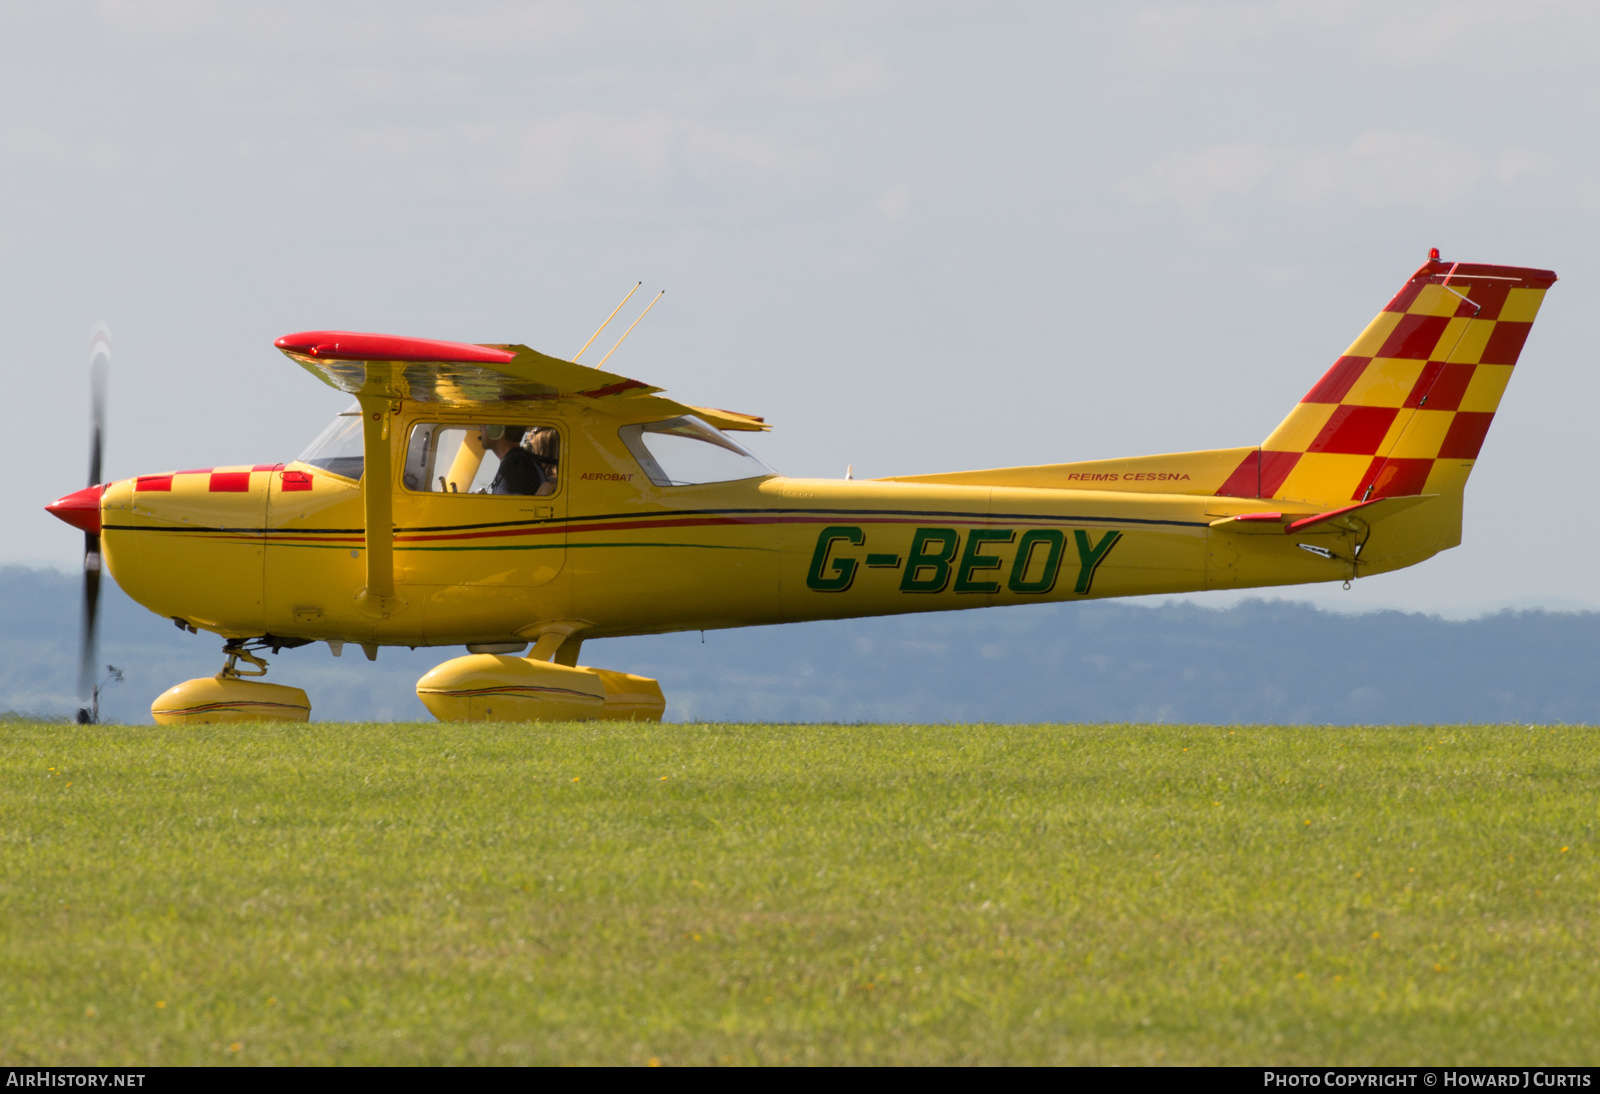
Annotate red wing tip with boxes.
[46,484,104,534]
[274,330,516,365]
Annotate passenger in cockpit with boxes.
[478,424,546,495]
[524,427,560,496]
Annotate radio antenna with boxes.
[596,290,664,369]
[573,281,641,363]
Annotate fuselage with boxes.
[96,399,1452,647]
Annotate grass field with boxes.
[1,720,1596,1066]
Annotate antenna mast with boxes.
[596,290,665,369]
[573,282,640,363]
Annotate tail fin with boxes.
[1216,256,1557,506]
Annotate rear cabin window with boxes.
[618,416,775,487]
[403,423,561,496]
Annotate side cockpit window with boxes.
[618,415,775,487]
[403,423,560,496]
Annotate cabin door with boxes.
[394,419,568,592]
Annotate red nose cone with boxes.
[46,484,104,535]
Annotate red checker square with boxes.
[1214,452,1260,498]
[1259,450,1300,496]
[1302,356,1369,404]
[1456,280,1510,321]
[1383,279,1427,314]
[1404,361,1475,411]
[281,470,314,492]
[209,471,252,492]
[1402,361,1443,408]
[1215,450,1302,498]
[1479,322,1532,366]
[1308,405,1398,455]
[135,475,173,492]
[253,463,285,473]
[1352,457,1434,501]
[1376,314,1450,360]
[1438,411,1495,460]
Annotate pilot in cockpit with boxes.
[478,424,546,495]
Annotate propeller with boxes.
[76,323,111,724]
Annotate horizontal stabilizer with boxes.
[1210,494,1435,535]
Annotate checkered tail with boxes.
[1215,258,1557,507]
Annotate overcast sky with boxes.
[5,1,1597,615]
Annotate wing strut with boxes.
[355,393,405,618]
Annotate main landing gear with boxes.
[148,635,667,724]
[416,647,666,722]
[150,638,312,725]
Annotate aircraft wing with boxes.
[684,406,768,432]
[274,331,769,430]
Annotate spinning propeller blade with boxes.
[76,323,111,724]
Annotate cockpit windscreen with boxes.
[296,403,365,480]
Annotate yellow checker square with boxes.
[1499,287,1547,323]
[1343,312,1403,358]
[1384,409,1456,460]
[1375,412,1410,455]
[1407,284,1463,318]
[1275,452,1372,506]
[1424,316,1475,362]
[1443,317,1495,364]
[1262,402,1335,453]
[1342,358,1424,408]
[1422,459,1473,496]
[1459,364,1513,413]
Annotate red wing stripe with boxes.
[579,379,650,398]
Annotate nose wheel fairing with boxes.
[150,637,312,725]
[151,675,311,724]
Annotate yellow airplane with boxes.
[45,253,1555,724]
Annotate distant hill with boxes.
[3,565,1597,725]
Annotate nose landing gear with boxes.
[151,638,312,724]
